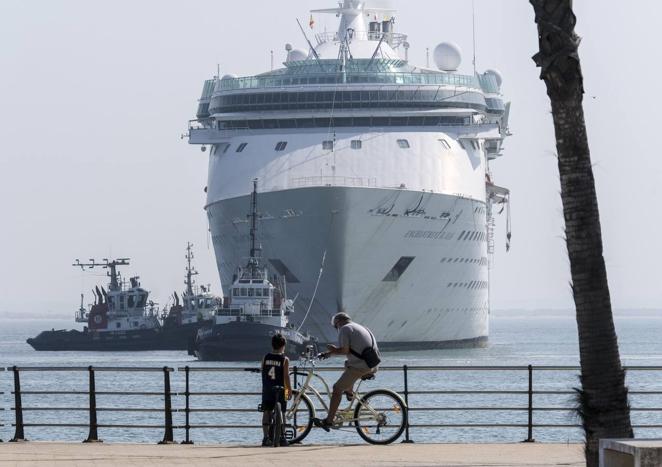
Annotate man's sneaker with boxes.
[261,436,272,447]
[278,437,289,447]
[312,417,332,432]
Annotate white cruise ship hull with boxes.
[207,186,489,347]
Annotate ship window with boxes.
[133,321,139,327]
[397,139,410,149]
[248,288,254,297]
[233,288,239,296]
[236,142,248,153]
[275,141,288,151]
[268,259,300,283]
[459,140,467,150]
[116,322,121,328]
[322,140,334,150]
[351,140,362,150]
[222,144,231,154]
[438,139,451,150]
[383,256,415,282]
[240,288,247,296]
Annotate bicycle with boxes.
[258,385,286,447]
[283,346,408,445]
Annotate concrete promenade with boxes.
[0,442,584,466]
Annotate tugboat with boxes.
[191,180,314,361]
[27,253,219,351]
[162,242,219,348]
[27,258,167,351]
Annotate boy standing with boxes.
[261,333,292,446]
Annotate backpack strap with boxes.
[348,327,376,360]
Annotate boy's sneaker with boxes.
[312,417,332,432]
[261,437,272,447]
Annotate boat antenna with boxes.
[248,179,261,271]
[472,0,477,74]
[296,18,324,69]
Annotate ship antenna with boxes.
[472,0,477,74]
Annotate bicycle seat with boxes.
[361,373,376,381]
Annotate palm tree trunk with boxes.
[529,1,633,465]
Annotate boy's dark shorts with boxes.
[262,390,287,411]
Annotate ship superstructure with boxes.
[187,0,510,348]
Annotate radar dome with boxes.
[221,74,237,81]
[484,69,503,88]
[433,42,462,71]
[286,48,308,62]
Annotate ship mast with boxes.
[73,258,130,292]
[248,179,261,274]
[184,242,198,297]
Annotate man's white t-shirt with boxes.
[338,322,379,370]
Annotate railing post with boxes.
[524,364,535,443]
[181,366,193,444]
[10,366,26,442]
[83,366,102,443]
[159,367,175,444]
[401,364,414,443]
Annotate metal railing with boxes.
[3,365,662,444]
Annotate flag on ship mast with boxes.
[309,14,315,29]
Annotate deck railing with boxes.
[2,365,662,444]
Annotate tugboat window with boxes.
[116,322,121,329]
[397,139,410,149]
[240,287,247,296]
[128,295,135,308]
[233,288,239,296]
[383,256,415,281]
[438,139,451,150]
[275,141,288,151]
[236,142,248,153]
[248,288,254,297]
[351,140,362,149]
[322,140,334,150]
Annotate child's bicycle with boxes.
[283,346,408,445]
[258,385,286,447]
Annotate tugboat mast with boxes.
[73,258,130,292]
[248,179,261,274]
[184,242,198,296]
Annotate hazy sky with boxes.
[1,0,660,317]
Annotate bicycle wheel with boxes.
[285,390,315,444]
[354,389,407,445]
[272,402,283,447]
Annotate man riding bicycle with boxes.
[313,312,381,431]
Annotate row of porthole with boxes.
[221,137,477,154]
[447,280,488,289]
[385,305,489,328]
[440,257,489,266]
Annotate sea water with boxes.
[1,309,661,444]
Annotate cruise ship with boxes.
[187,0,510,349]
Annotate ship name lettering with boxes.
[404,230,449,240]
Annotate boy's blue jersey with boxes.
[262,352,286,396]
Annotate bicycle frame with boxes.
[289,363,382,426]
